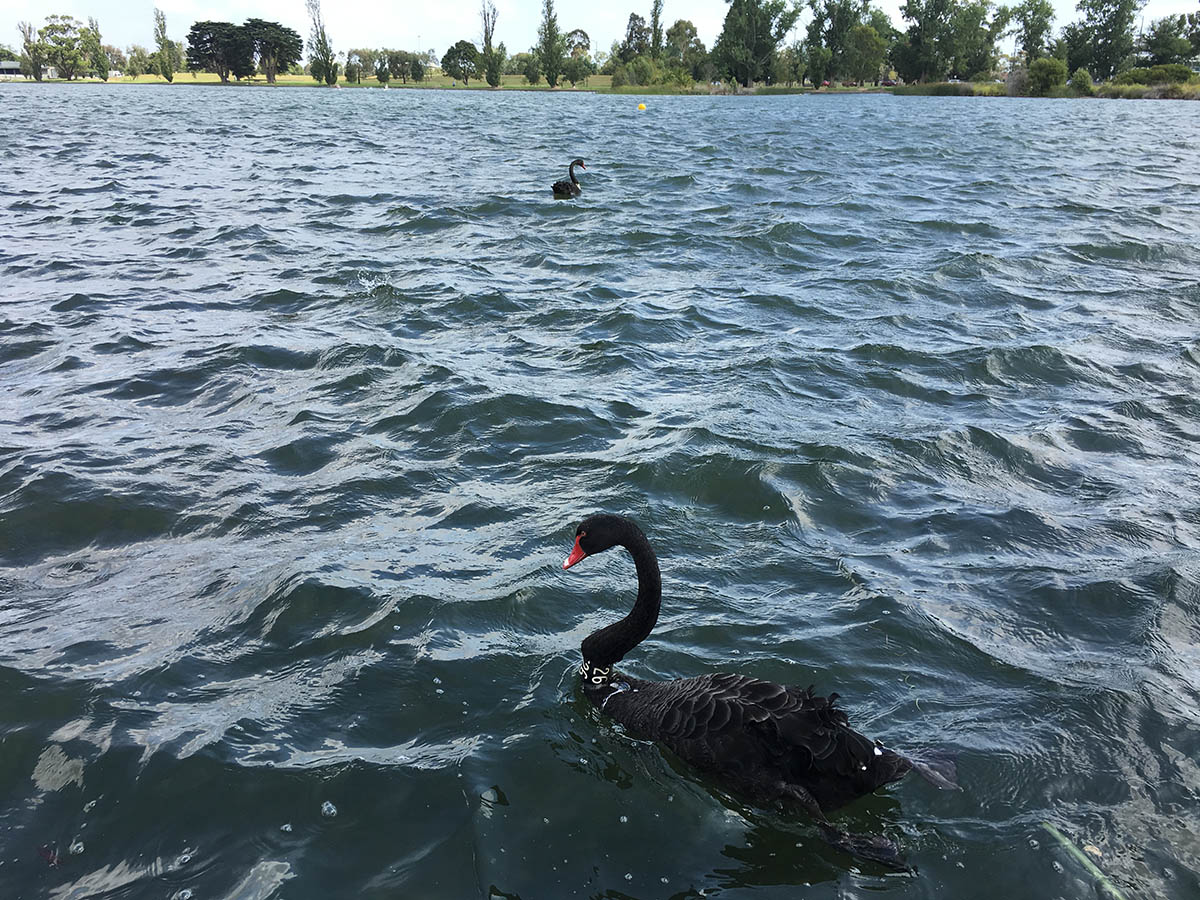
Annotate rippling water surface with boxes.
[3,84,1200,899]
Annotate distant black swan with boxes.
[552,158,586,198]
[562,514,956,869]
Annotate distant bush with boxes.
[1116,64,1194,85]
[1069,67,1093,96]
[1147,64,1195,84]
[1098,82,1149,98]
[1006,67,1030,96]
[1029,57,1068,96]
[1115,67,1150,84]
[628,56,655,86]
[930,81,973,95]
[610,64,628,88]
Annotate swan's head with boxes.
[562,513,628,569]
[570,158,586,170]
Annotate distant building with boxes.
[0,60,23,79]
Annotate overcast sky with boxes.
[2,0,1196,58]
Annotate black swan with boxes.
[552,158,586,198]
[562,513,955,870]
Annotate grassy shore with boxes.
[7,70,1198,99]
[892,79,1200,99]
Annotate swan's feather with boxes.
[594,672,910,812]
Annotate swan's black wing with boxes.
[551,178,577,197]
[603,672,909,812]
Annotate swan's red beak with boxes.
[563,536,587,570]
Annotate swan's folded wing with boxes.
[642,675,876,779]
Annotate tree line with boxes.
[11,9,182,82]
[5,0,1197,89]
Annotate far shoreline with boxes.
[3,75,1196,101]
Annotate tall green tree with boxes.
[806,42,833,82]
[536,0,567,86]
[244,19,302,84]
[665,19,710,78]
[894,0,954,81]
[386,50,410,82]
[523,48,542,83]
[40,15,85,80]
[125,45,151,78]
[714,0,802,86]
[83,18,108,79]
[442,40,480,83]
[1059,22,1094,73]
[187,22,254,82]
[845,23,887,81]
[306,0,338,85]
[773,40,806,83]
[480,1,502,86]
[651,0,665,58]
[1138,15,1193,65]
[18,21,47,81]
[151,8,176,82]
[1078,0,1142,79]
[807,0,863,82]
[350,47,378,77]
[566,29,591,57]
[105,44,127,72]
[946,0,1010,78]
[562,53,595,85]
[619,13,651,62]
[1012,0,1054,60]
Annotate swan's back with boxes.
[594,672,910,811]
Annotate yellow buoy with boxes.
[637,102,646,110]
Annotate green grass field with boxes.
[72,71,617,91]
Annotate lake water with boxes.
[2,83,1200,899]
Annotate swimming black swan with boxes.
[552,158,586,198]
[562,514,955,870]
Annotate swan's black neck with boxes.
[580,523,661,672]
[569,161,581,185]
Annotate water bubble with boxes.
[176,891,194,900]
[543,817,550,824]
[660,877,669,884]
[619,815,628,823]
[436,688,445,695]
[433,677,442,684]
[69,841,84,855]
[179,852,192,864]
[83,800,97,812]
[624,873,632,881]
[280,823,293,833]
[1051,861,1063,873]
[1028,838,1040,849]
[321,801,337,818]
[167,692,177,699]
